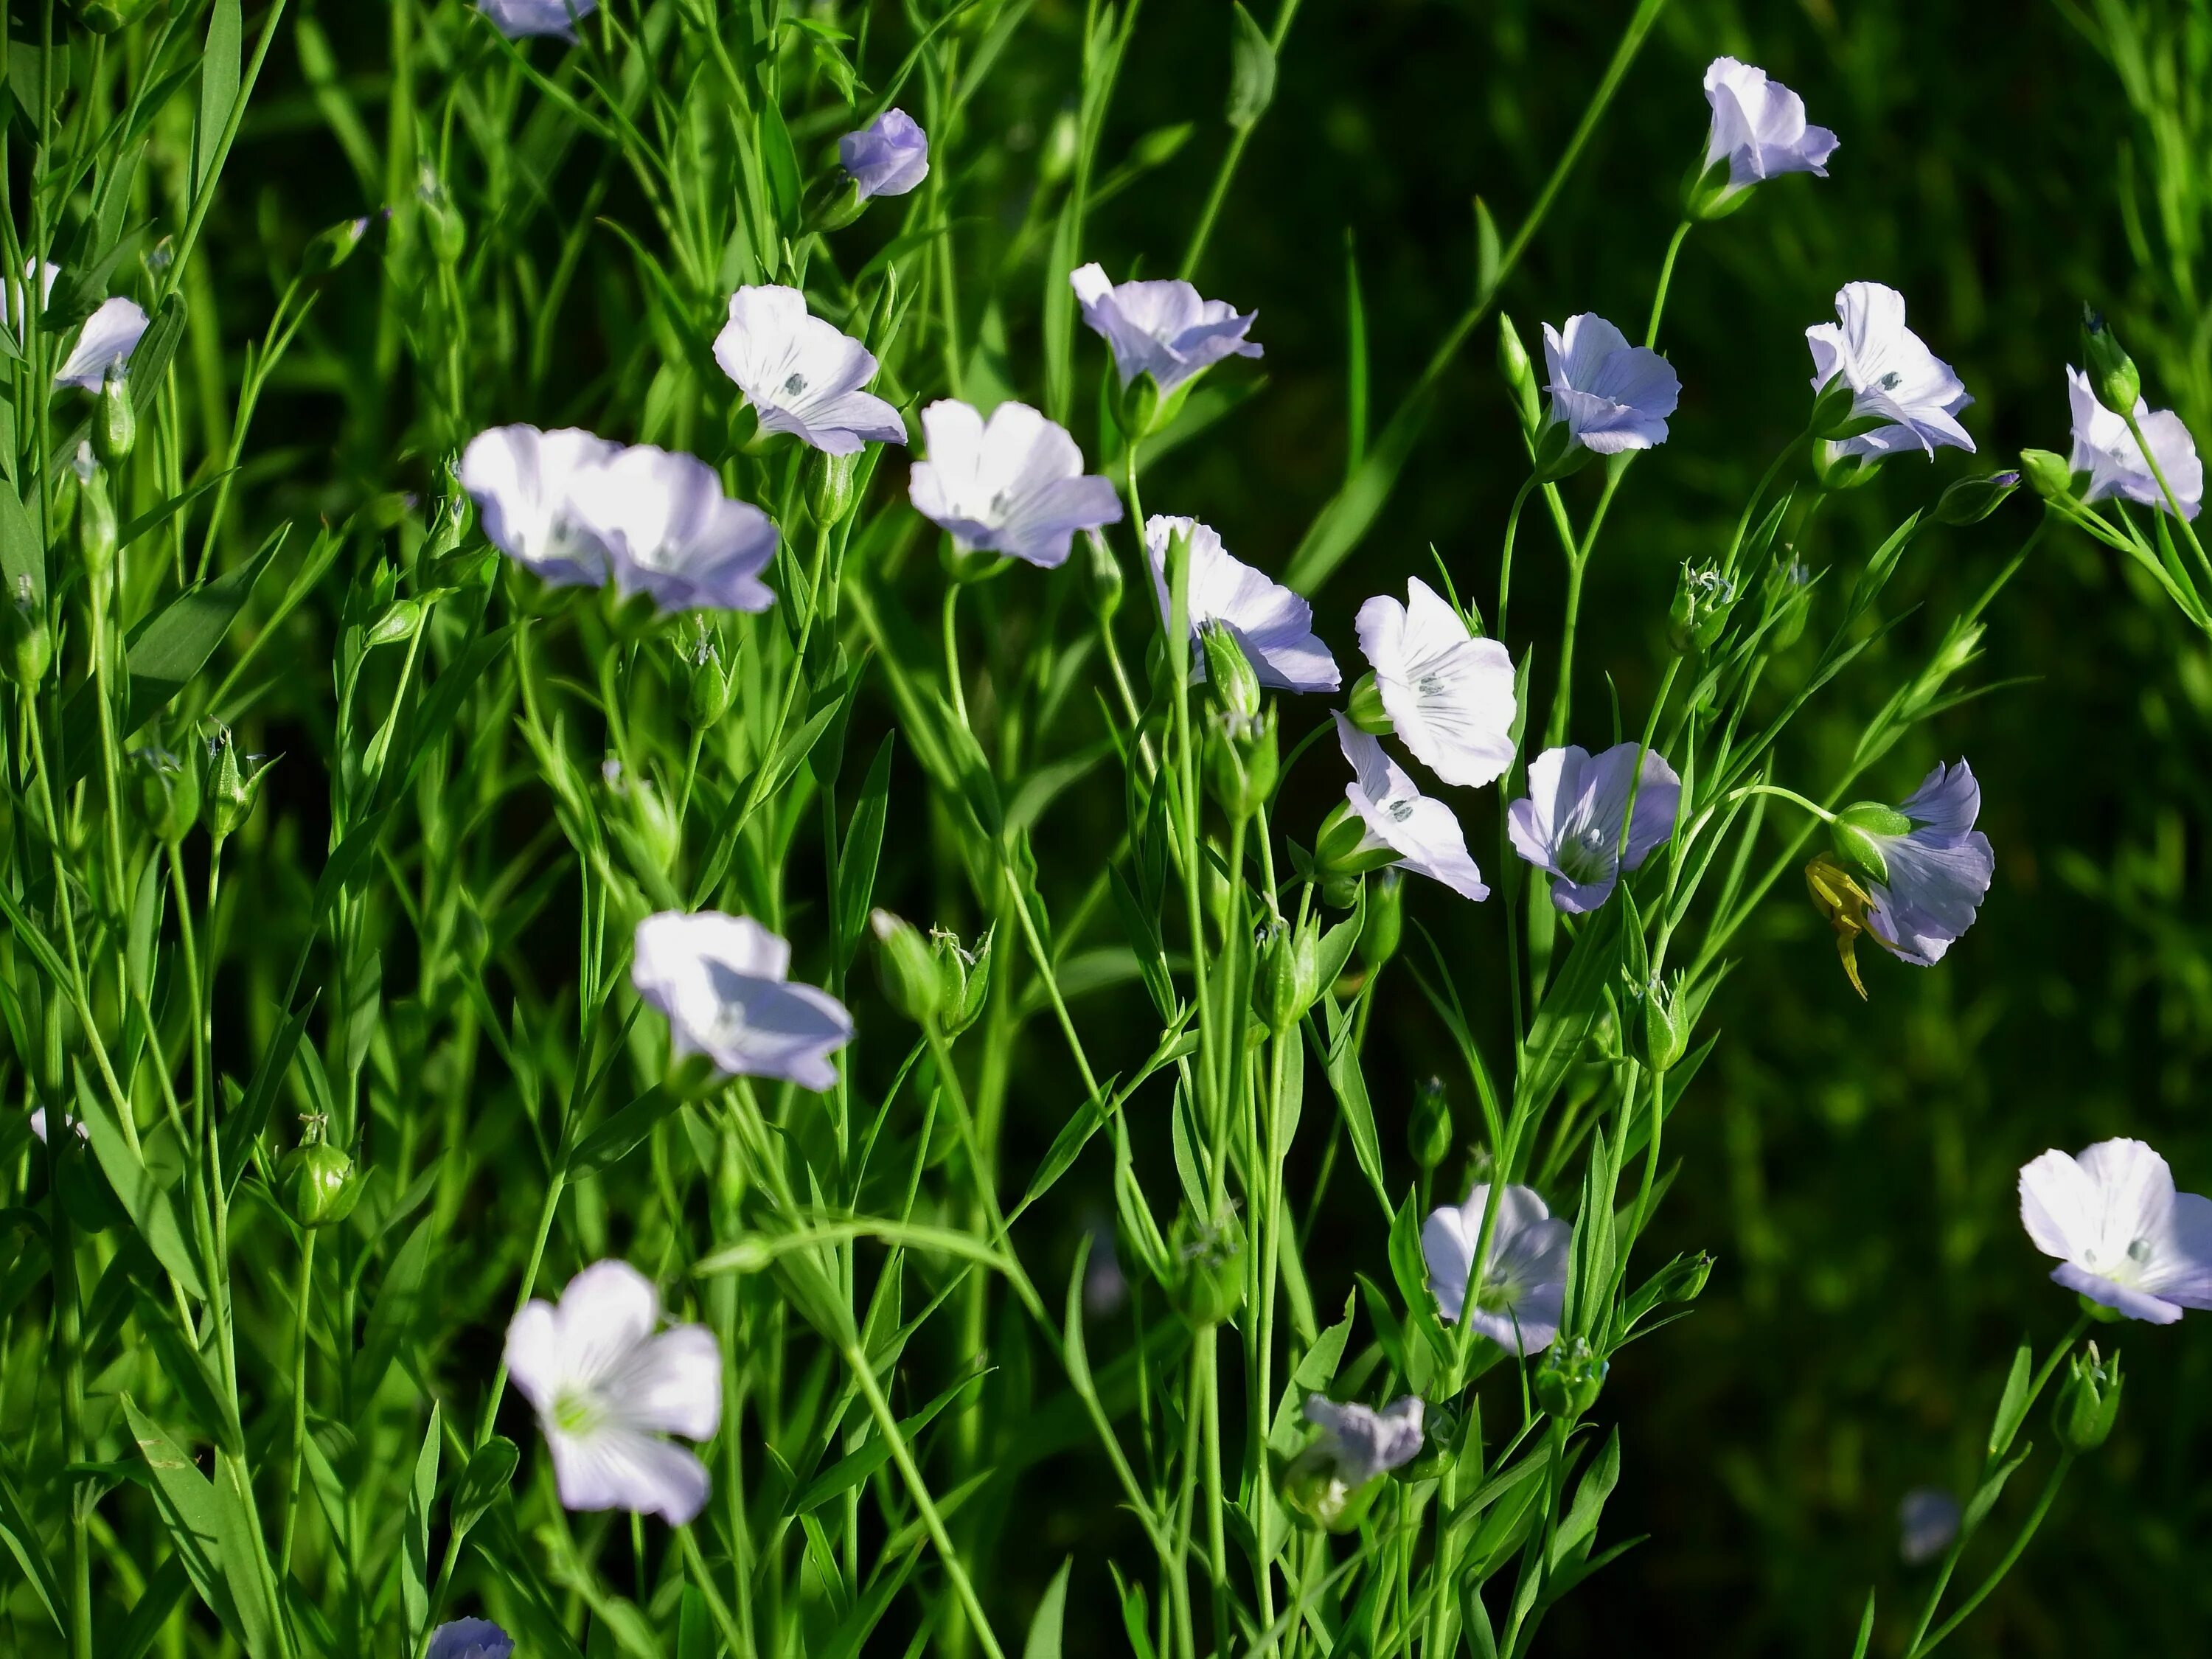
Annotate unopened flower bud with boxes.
[1829,801,1909,886]
[1759,557,1813,655]
[1655,1249,1714,1303]
[1346,672,1392,736]
[365,597,421,650]
[1408,1076,1452,1171]
[69,0,164,29]
[1532,1335,1609,1420]
[2080,307,2141,417]
[279,1119,362,1229]
[419,170,467,266]
[1667,562,1736,655]
[684,631,739,729]
[1254,916,1321,1036]
[1200,622,1263,726]
[5,575,49,689]
[94,371,135,466]
[1081,529,1124,621]
[135,745,200,845]
[1496,313,1540,431]
[2051,1343,2122,1455]
[1206,702,1278,824]
[931,925,993,1038]
[1119,372,1166,442]
[1168,1208,1247,1327]
[302,215,374,282]
[1933,470,2021,526]
[78,467,117,591]
[1630,972,1690,1072]
[807,451,863,526]
[203,726,276,840]
[2018,448,2077,503]
[1359,868,1403,971]
[871,909,944,1026]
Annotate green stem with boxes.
[1907,1454,2076,1659]
[279,1227,316,1578]
[1180,0,1305,277]
[1644,220,1692,348]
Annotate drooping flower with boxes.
[1354,577,1516,788]
[1334,714,1488,902]
[2065,365,2203,520]
[1302,1395,1425,1487]
[1834,760,1994,966]
[631,911,854,1092]
[428,1619,515,1659]
[476,0,597,39]
[712,286,905,456]
[908,400,1123,568]
[504,1261,721,1524]
[1422,1183,1572,1354]
[1540,314,1680,455]
[1068,263,1262,394]
[1700,58,1838,201]
[1507,743,1681,914]
[1148,515,1338,693]
[14,262,150,392]
[2018,1138,2212,1324]
[1806,282,1975,458]
[459,424,625,588]
[840,109,930,200]
[564,445,777,613]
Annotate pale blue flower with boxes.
[459,424,625,588]
[1540,314,1680,453]
[1151,515,1337,692]
[1335,714,1487,901]
[1860,761,1994,964]
[840,109,930,200]
[1808,282,1974,458]
[1507,742,1680,913]
[1303,1395,1425,1487]
[2020,1138,2212,1324]
[477,0,595,40]
[909,400,1123,568]
[1354,577,1517,788]
[566,445,779,614]
[1703,58,1837,199]
[712,286,905,456]
[632,912,853,1091]
[428,1618,515,1659]
[1898,1489,1960,1566]
[1069,263,1262,393]
[2067,365,2202,520]
[1422,1183,1571,1354]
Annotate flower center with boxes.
[552,1388,606,1438]
[2081,1237,2155,1282]
[782,372,807,397]
[1385,798,1415,824]
[1555,826,1615,885]
[1415,672,1447,697]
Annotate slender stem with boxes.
[1644,220,1692,348]
[943,578,971,731]
[1181,0,1304,276]
[1495,476,1537,642]
[1724,782,1836,823]
[1908,1455,2076,1659]
[279,1228,317,1577]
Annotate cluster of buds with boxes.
[134,725,280,846]
[870,909,993,1037]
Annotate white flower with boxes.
[2066,365,2202,520]
[1540,314,1680,454]
[1806,282,1975,458]
[1302,1394,1425,1488]
[1147,515,1337,693]
[15,262,149,391]
[476,0,596,39]
[459,424,625,587]
[712,286,905,456]
[908,400,1123,568]
[840,109,930,200]
[1507,743,1681,913]
[632,911,853,1092]
[2019,1138,2212,1324]
[1068,263,1262,394]
[504,1261,721,1524]
[1354,577,1516,788]
[564,445,778,614]
[29,1107,84,1144]
[1421,1182,1572,1354]
[1701,58,1838,200]
[1334,714,1488,902]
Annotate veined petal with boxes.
[547,1422,713,1523]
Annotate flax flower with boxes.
[908,399,1122,568]
[1540,314,1680,455]
[1507,743,1680,913]
[505,1261,721,1524]
[1354,577,1516,788]
[565,445,778,613]
[712,286,905,456]
[1148,515,1337,692]
[1303,1395,1425,1487]
[1422,1183,1571,1354]
[1334,714,1488,902]
[2066,366,2203,520]
[477,0,596,39]
[1843,761,1994,965]
[428,1621,515,1659]
[1700,58,1837,204]
[1807,282,1974,458]
[841,109,930,199]
[632,912,853,1092]
[1068,263,1262,394]
[459,424,625,588]
[2019,1138,2212,1324]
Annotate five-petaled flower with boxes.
[2066,365,2203,520]
[1699,58,1838,210]
[1507,742,1681,913]
[1354,577,1517,789]
[2019,1138,2212,1324]
[504,1261,722,1524]
[841,109,930,200]
[1069,263,1262,394]
[632,911,855,1092]
[459,424,626,588]
[1334,714,1489,902]
[1148,515,1338,693]
[1540,314,1681,455]
[476,0,596,39]
[1841,760,1995,966]
[713,286,906,456]
[1807,282,1975,459]
[566,445,779,614]
[1422,1183,1572,1354]
[908,400,1124,568]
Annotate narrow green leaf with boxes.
[1988,1339,2034,1457]
[209,1451,282,1659]
[403,1405,441,1649]
[352,1216,437,1404]
[1023,1557,1074,1659]
[449,1436,518,1544]
[73,1069,206,1298]
[195,0,243,201]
